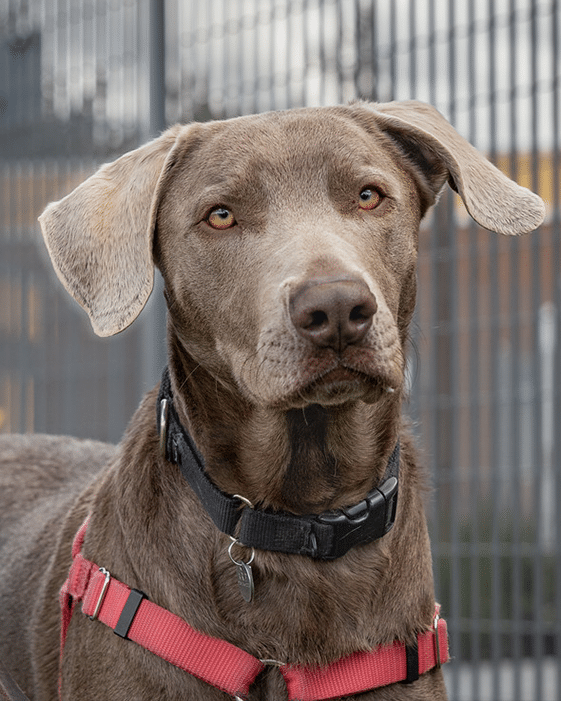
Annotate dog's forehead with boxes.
[210,107,367,144]
[185,107,394,181]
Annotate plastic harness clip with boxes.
[113,589,148,639]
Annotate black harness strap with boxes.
[157,367,399,560]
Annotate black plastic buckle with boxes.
[378,476,399,531]
[316,476,398,559]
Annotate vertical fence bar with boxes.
[408,0,416,99]
[352,0,361,98]
[552,2,561,695]
[529,2,544,698]
[388,0,396,101]
[420,13,441,652]
[335,0,343,104]
[446,2,461,698]
[141,0,167,394]
[301,0,310,107]
[485,5,503,700]
[370,0,378,102]
[318,0,326,106]
[426,0,440,633]
[466,2,482,697]
[60,159,80,437]
[268,1,276,109]
[507,4,523,699]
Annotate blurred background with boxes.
[0,0,559,699]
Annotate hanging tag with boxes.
[228,538,256,604]
[236,560,254,603]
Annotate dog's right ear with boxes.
[39,124,186,337]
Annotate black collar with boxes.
[157,368,399,560]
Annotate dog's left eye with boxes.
[358,188,382,211]
[206,207,236,230]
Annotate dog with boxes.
[0,101,544,700]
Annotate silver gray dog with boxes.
[0,101,544,700]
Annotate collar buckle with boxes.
[316,476,398,559]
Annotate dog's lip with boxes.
[312,365,397,394]
[313,361,400,389]
[276,362,400,408]
[316,366,360,384]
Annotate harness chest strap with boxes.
[60,519,449,701]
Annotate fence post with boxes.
[141,0,168,392]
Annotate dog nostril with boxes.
[350,301,377,322]
[307,310,329,330]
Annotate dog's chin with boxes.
[274,367,400,410]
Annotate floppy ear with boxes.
[38,124,185,336]
[362,100,545,235]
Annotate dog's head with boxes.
[39,101,544,410]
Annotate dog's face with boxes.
[39,102,545,410]
[156,109,420,408]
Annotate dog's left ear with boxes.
[39,124,186,337]
[360,100,545,235]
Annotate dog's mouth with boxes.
[278,363,400,409]
[237,312,404,409]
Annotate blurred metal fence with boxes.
[1,1,560,699]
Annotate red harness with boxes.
[60,518,448,700]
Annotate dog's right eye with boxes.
[206,207,236,230]
[358,188,382,211]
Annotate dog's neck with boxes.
[168,339,401,514]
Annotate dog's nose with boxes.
[290,278,377,352]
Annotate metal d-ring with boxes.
[233,494,253,509]
[228,537,255,566]
[229,496,255,568]
[259,658,286,667]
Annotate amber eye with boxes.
[358,187,382,211]
[206,206,236,230]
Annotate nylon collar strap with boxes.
[157,368,399,560]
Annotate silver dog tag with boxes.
[236,561,254,603]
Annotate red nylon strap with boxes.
[280,610,449,701]
[59,519,263,699]
[60,519,448,701]
[81,570,264,698]
[59,518,91,655]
